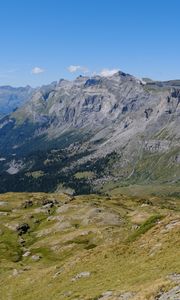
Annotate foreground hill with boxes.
[0,71,179,193]
[0,188,179,299]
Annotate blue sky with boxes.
[0,0,180,87]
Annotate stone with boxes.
[12,269,19,276]
[71,271,91,281]
[22,266,31,271]
[42,203,54,209]
[0,201,8,206]
[168,273,180,283]
[21,200,33,208]
[31,255,41,261]
[41,199,54,207]
[158,286,180,300]
[0,211,8,216]
[100,291,113,298]
[16,223,30,235]
[63,291,72,297]
[22,251,31,257]
[18,237,25,245]
[53,268,64,278]
[98,291,134,299]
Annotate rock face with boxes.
[0,71,179,193]
[158,286,180,300]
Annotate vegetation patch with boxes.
[74,171,95,179]
[127,214,163,242]
[25,171,45,178]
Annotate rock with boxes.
[5,223,19,231]
[12,267,31,276]
[12,269,23,276]
[41,199,54,207]
[33,218,40,224]
[0,211,8,216]
[12,269,19,276]
[149,242,162,257]
[6,159,24,175]
[16,223,30,235]
[52,267,64,278]
[165,220,180,231]
[56,204,71,213]
[29,214,34,219]
[0,201,8,206]
[168,273,180,283]
[21,200,33,208]
[63,291,72,297]
[100,291,113,299]
[42,203,53,210]
[98,291,135,299]
[118,292,135,299]
[22,251,31,257]
[144,108,153,119]
[71,271,91,281]
[18,237,25,245]
[31,254,41,261]
[157,286,180,300]
[131,224,139,230]
[22,266,31,271]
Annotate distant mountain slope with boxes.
[0,71,179,193]
[0,85,34,117]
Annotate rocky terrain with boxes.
[0,187,179,299]
[0,71,179,193]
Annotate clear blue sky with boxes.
[0,0,180,87]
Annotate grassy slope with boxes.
[0,190,179,300]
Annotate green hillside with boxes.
[0,189,179,300]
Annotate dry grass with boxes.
[0,191,179,299]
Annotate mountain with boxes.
[0,85,34,117]
[0,71,179,193]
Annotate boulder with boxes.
[71,271,91,281]
[16,223,30,235]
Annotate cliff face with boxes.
[0,71,179,193]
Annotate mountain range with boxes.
[0,85,34,117]
[0,71,179,194]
